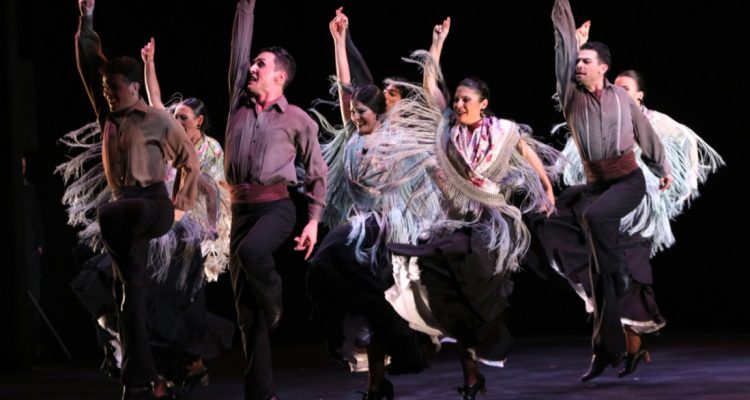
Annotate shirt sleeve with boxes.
[75,15,107,122]
[297,116,328,221]
[164,116,201,210]
[345,31,375,87]
[228,0,256,113]
[631,99,671,177]
[552,0,578,110]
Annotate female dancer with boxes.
[376,18,558,399]
[307,10,442,400]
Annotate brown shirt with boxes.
[552,0,671,178]
[75,16,200,210]
[224,0,327,221]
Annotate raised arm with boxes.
[228,0,256,113]
[424,17,450,110]
[330,8,352,123]
[552,0,579,109]
[74,0,107,119]
[140,37,165,110]
[345,26,374,88]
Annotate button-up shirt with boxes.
[75,16,199,210]
[224,0,327,221]
[553,0,670,178]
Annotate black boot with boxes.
[456,373,486,400]
[359,378,394,400]
[619,329,651,378]
[581,352,622,382]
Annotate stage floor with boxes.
[3,335,749,399]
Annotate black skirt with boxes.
[307,219,428,375]
[388,226,514,363]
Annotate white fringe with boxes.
[553,107,724,256]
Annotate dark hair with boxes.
[617,69,646,95]
[257,46,297,89]
[99,56,143,85]
[456,77,491,103]
[580,41,612,67]
[382,76,410,98]
[352,84,386,115]
[179,97,212,135]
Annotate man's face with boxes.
[575,49,607,88]
[102,74,140,113]
[247,52,284,96]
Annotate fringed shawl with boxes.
[57,122,231,294]
[555,106,724,255]
[369,50,560,275]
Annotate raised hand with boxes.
[576,20,591,48]
[329,7,348,43]
[141,37,156,64]
[432,16,451,46]
[78,0,95,16]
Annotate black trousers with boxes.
[531,170,648,356]
[97,183,174,386]
[229,199,296,400]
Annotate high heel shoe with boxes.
[580,353,623,382]
[185,359,210,388]
[618,327,651,378]
[359,378,394,400]
[618,347,651,377]
[456,373,486,400]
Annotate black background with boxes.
[3,0,747,363]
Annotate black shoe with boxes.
[581,353,622,382]
[618,347,650,378]
[262,298,283,330]
[456,373,486,400]
[122,385,154,400]
[359,378,394,400]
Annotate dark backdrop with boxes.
[3,0,747,367]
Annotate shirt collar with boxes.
[248,94,288,112]
[110,98,149,119]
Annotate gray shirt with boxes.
[224,0,327,221]
[552,0,670,177]
[75,16,200,210]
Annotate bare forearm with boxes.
[424,44,447,110]
[520,139,553,192]
[144,60,164,109]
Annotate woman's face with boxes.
[174,104,203,142]
[614,76,644,105]
[452,85,488,126]
[350,100,380,135]
[383,83,403,111]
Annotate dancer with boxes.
[139,37,233,392]
[333,7,411,112]
[537,0,673,382]
[224,1,327,399]
[307,10,439,399]
[547,60,724,379]
[74,0,199,397]
[375,18,557,399]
